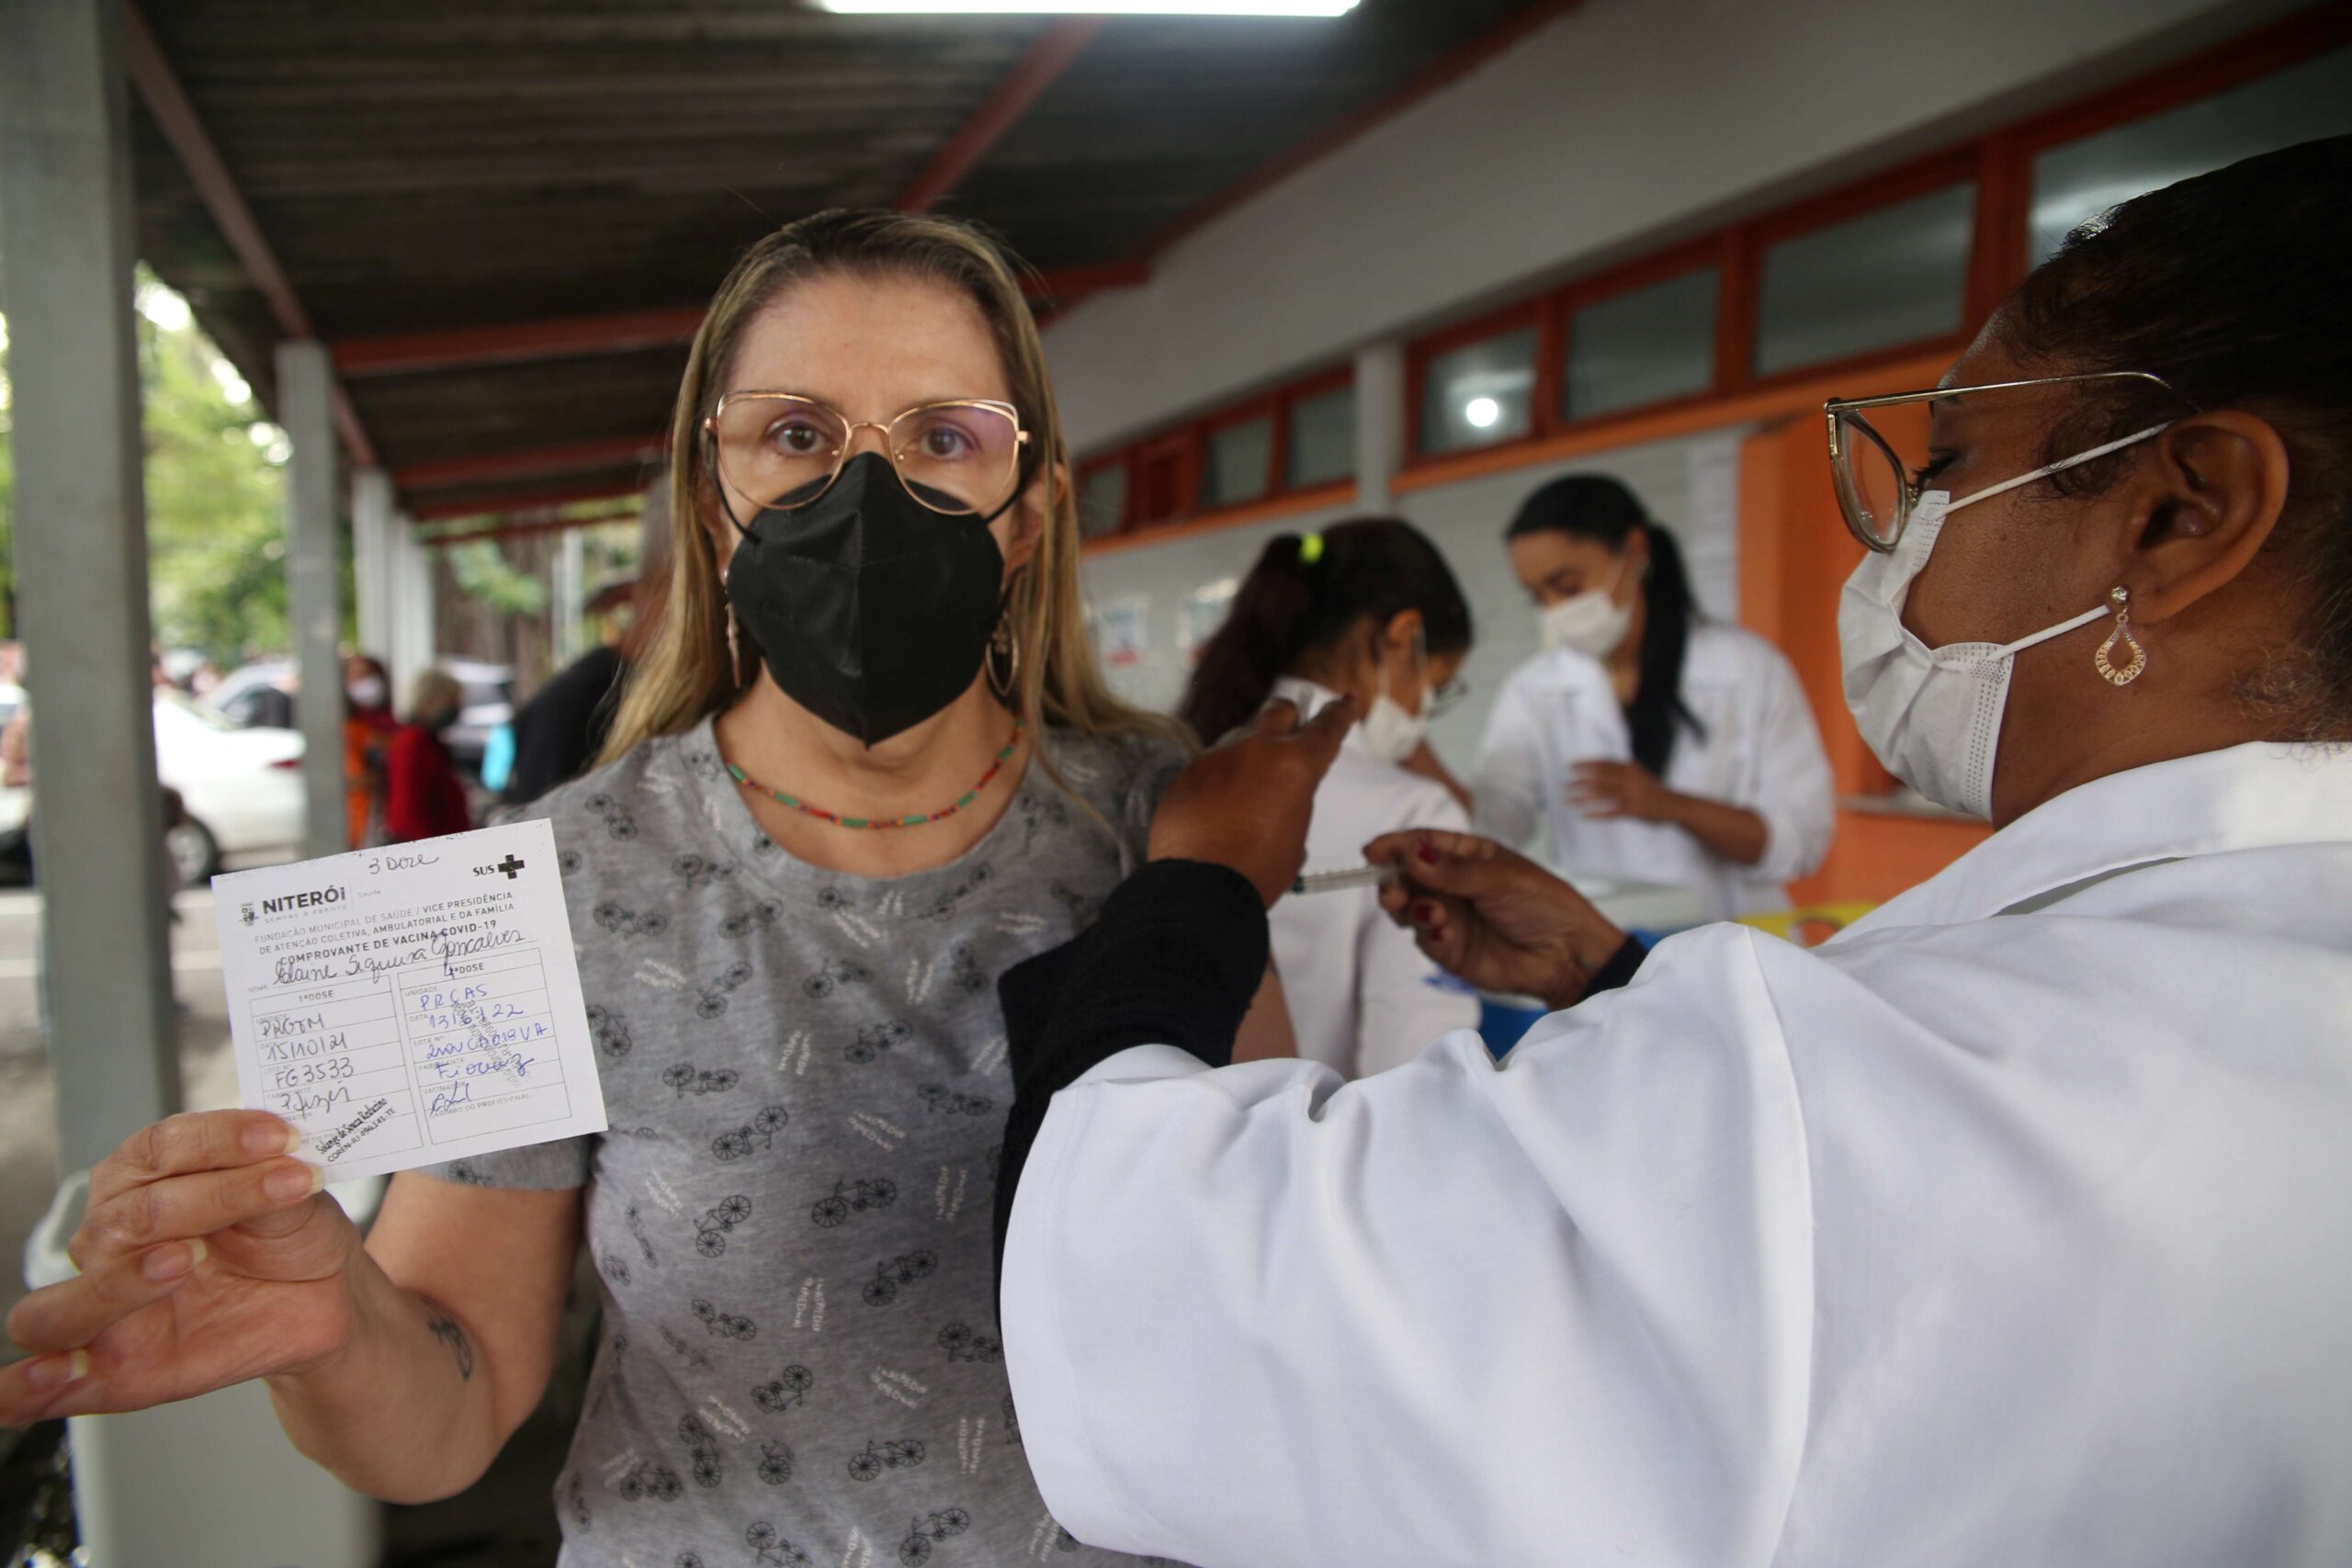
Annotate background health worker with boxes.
[993,139,2352,1566]
[1179,518,1482,1078]
[1475,475,1834,918]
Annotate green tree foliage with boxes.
[0,277,292,664]
[446,537,548,618]
[135,275,291,665]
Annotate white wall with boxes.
[1046,0,2292,455]
[1079,423,1747,762]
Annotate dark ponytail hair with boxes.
[1178,516,1473,745]
[2002,134,2352,739]
[1506,474,1703,774]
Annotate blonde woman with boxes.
[1,211,1263,1565]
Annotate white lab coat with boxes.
[1003,741,2352,1567]
[1475,623,1834,919]
[1265,679,1482,1078]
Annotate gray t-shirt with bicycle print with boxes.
[424,715,1184,1568]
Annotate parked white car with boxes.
[158,692,308,880]
[0,693,309,884]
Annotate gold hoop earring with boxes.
[985,612,1020,703]
[2095,585,2146,686]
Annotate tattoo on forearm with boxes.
[425,1314,475,1382]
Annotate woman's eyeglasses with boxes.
[1823,369,2176,553]
[707,391,1030,519]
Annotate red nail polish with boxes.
[1416,844,1441,865]
[1412,902,1438,925]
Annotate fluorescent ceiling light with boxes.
[820,2,1359,14]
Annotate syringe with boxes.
[1289,865,1389,896]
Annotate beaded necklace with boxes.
[725,723,1023,830]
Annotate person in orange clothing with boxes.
[382,669,473,844]
[342,653,397,847]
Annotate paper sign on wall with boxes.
[1095,593,1150,669]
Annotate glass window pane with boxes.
[1419,327,1537,454]
[1565,265,1720,420]
[1078,463,1127,539]
[1284,383,1355,489]
[2030,47,2352,265]
[1754,182,1976,378]
[1201,417,1273,509]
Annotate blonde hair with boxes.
[603,210,1186,793]
[407,668,464,724]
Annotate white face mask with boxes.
[1358,634,1430,766]
[1539,557,1634,657]
[1838,423,2169,819]
[346,676,388,709]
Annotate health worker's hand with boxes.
[1569,759,1676,822]
[1363,829,1626,1010]
[1150,697,1356,906]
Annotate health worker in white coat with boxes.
[991,139,2352,1568]
[1178,519,1482,1078]
[1475,476,1834,918]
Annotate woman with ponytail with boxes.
[1179,518,1482,1077]
[1474,474,1833,919]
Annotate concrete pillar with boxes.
[390,512,436,698]
[554,526,587,666]
[351,468,395,675]
[1352,339,1405,513]
[277,340,345,858]
[0,0,182,1169]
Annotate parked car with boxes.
[206,659,298,730]
[0,693,308,884]
[156,693,309,881]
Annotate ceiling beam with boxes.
[410,474,651,524]
[422,507,643,549]
[1026,258,1150,299]
[334,305,708,378]
[330,258,1145,378]
[121,4,379,469]
[393,432,665,490]
[894,18,1102,214]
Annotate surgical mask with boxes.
[1540,558,1634,657]
[722,452,1010,746]
[1838,423,2169,819]
[346,677,387,709]
[1358,635,1429,766]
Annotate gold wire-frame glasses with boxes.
[705,391,1032,519]
[1823,369,2177,553]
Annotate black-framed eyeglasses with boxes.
[706,391,1031,519]
[1823,369,2177,553]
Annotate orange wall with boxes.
[1735,380,1991,906]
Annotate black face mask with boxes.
[722,451,1010,747]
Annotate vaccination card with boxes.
[213,819,606,1182]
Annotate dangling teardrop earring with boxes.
[2095,585,2147,686]
[718,558,746,687]
[985,611,1020,703]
